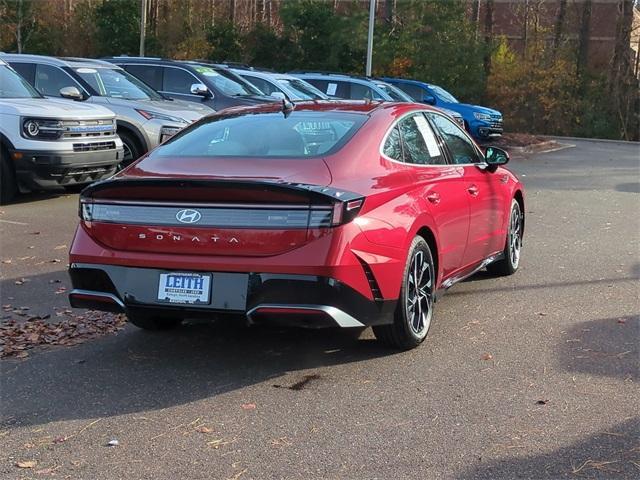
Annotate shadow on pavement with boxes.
[458,417,640,479]
[0,319,392,429]
[558,315,639,381]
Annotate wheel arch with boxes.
[513,189,525,235]
[116,120,148,153]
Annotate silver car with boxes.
[231,69,329,101]
[2,54,213,166]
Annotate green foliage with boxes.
[93,0,140,57]
[279,0,366,73]
[206,22,243,63]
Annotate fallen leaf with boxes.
[241,403,256,410]
[617,318,626,324]
[53,245,67,250]
[2,259,12,264]
[536,400,548,405]
[53,436,67,444]
[196,426,213,434]
[16,460,37,468]
[50,259,61,263]
[480,353,493,361]
[107,439,119,447]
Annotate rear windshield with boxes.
[158,111,367,158]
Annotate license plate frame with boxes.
[157,272,211,305]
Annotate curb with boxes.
[541,135,639,145]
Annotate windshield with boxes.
[158,111,367,158]
[73,67,162,100]
[431,85,459,103]
[0,65,41,99]
[376,83,414,102]
[194,66,262,96]
[277,78,328,100]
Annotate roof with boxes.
[211,100,391,118]
[0,53,121,69]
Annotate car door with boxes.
[427,112,505,267]
[161,66,206,104]
[384,112,470,280]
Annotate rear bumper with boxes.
[10,147,123,190]
[68,263,395,328]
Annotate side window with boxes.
[124,65,162,90]
[243,75,276,95]
[329,81,350,98]
[350,83,383,101]
[163,67,199,94]
[10,62,36,84]
[396,83,424,102]
[398,114,445,165]
[35,64,80,97]
[382,114,445,165]
[427,113,480,164]
[304,79,328,93]
[383,126,403,161]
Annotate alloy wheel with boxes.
[406,250,434,337]
[509,204,522,268]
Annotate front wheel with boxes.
[373,237,435,350]
[487,199,523,276]
[0,146,17,204]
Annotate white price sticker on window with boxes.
[414,115,441,158]
[326,83,338,96]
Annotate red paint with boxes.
[70,101,524,303]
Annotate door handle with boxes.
[467,185,479,196]
[426,192,441,204]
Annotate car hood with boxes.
[0,98,116,119]
[104,97,213,121]
[455,103,501,116]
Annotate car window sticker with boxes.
[326,83,338,96]
[414,115,441,157]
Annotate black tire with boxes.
[487,199,523,276]
[127,312,182,331]
[0,145,17,204]
[373,236,435,350]
[118,130,143,169]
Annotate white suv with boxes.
[0,60,122,203]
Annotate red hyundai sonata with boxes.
[68,101,524,349]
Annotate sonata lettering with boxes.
[135,233,241,245]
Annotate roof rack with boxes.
[288,70,373,81]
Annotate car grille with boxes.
[59,119,116,139]
[73,141,117,152]
[490,115,503,129]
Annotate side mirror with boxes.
[59,86,83,101]
[190,83,211,97]
[484,146,509,171]
[423,94,436,105]
[270,91,287,100]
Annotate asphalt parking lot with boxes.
[1,138,638,479]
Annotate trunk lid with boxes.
[78,160,362,257]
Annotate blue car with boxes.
[382,78,503,140]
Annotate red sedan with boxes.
[69,101,524,349]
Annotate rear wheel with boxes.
[127,312,182,331]
[0,145,17,204]
[373,237,435,350]
[487,199,522,276]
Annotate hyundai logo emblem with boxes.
[176,209,202,224]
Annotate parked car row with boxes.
[0,52,503,204]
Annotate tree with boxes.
[93,0,141,57]
[1,0,37,53]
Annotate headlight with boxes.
[22,118,64,140]
[136,109,187,124]
[473,112,492,121]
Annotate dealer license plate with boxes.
[157,272,211,304]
